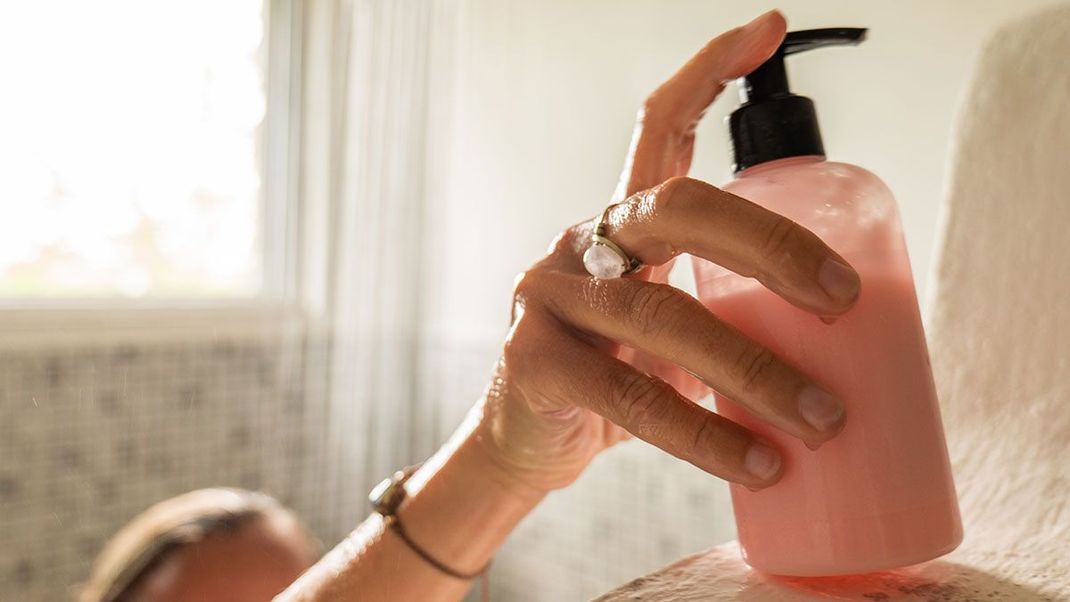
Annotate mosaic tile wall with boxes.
[0,336,334,602]
[0,334,736,601]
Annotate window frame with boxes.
[0,0,306,344]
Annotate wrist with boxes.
[396,406,545,576]
[469,408,556,503]
[469,433,550,504]
[412,402,547,503]
[471,384,598,494]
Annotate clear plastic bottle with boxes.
[692,29,962,576]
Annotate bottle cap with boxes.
[729,28,866,173]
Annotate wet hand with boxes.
[474,10,859,496]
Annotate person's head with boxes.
[81,488,319,602]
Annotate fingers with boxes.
[608,176,861,317]
[618,10,786,197]
[536,271,845,448]
[649,9,786,130]
[504,311,783,488]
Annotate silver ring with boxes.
[583,205,641,279]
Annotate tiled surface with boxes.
[1,336,735,601]
[0,338,331,601]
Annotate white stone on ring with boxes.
[583,205,640,279]
[583,242,631,279]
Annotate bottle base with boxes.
[744,531,963,578]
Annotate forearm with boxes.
[277,406,545,602]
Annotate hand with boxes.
[473,10,860,496]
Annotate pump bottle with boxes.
[692,29,963,576]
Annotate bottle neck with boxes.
[736,154,824,178]
[728,94,824,172]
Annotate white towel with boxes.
[928,0,1070,594]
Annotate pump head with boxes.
[729,28,867,173]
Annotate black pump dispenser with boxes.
[729,28,866,173]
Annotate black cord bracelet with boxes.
[369,463,491,601]
[386,515,489,580]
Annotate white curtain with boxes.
[296,0,455,541]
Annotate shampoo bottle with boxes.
[692,28,963,576]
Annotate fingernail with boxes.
[798,385,845,433]
[742,9,778,33]
[818,258,861,303]
[744,442,781,481]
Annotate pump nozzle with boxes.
[783,28,866,54]
[741,28,867,104]
[729,27,868,172]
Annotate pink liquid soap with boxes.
[693,156,963,576]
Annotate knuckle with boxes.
[617,371,670,426]
[511,269,550,303]
[760,216,804,263]
[501,314,541,380]
[547,225,584,257]
[640,91,669,123]
[734,344,778,391]
[500,342,526,385]
[500,344,522,381]
[653,176,701,214]
[627,284,689,338]
[511,270,535,300]
[501,324,527,367]
[690,418,714,454]
[640,89,688,135]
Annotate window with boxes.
[0,0,275,299]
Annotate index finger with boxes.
[618,10,787,198]
[653,10,786,127]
